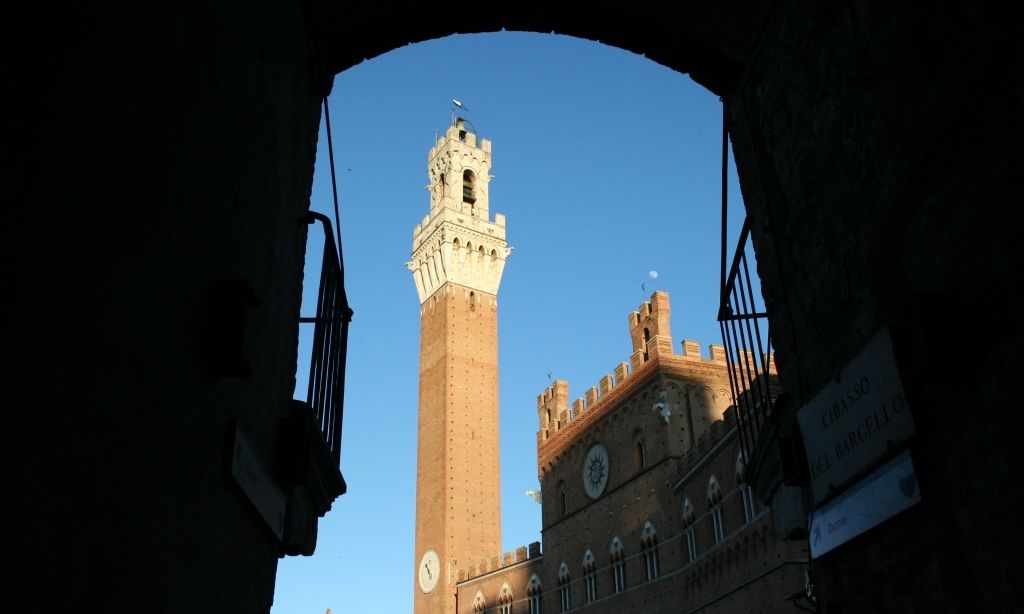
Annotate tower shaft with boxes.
[411,118,509,614]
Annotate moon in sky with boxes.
[649,270,659,279]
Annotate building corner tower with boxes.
[408,117,509,614]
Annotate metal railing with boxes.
[718,216,776,463]
[300,211,353,466]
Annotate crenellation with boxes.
[572,398,584,417]
[683,339,702,358]
[536,380,568,432]
[650,335,674,358]
[709,344,727,363]
[528,542,541,558]
[585,385,598,409]
[614,362,629,384]
[630,349,644,372]
[599,374,613,396]
[456,542,540,585]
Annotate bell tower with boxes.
[408,117,510,614]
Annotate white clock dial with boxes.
[583,443,610,499]
[418,549,440,593]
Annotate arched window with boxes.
[610,537,626,593]
[737,451,758,523]
[641,521,660,581]
[472,590,486,613]
[582,549,597,603]
[682,497,698,562]
[498,583,513,614]
[708,475,725,544]
[558,562,572,612]
[643,327,650,361]
[636,440,647,469]
[463,169,477,204]
[527,573,543,614]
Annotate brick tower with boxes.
[408,117,510,614]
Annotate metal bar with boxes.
[740,251,773,416]
[298,210,351,465]
[718,214,776,463]
[721,98,728,294]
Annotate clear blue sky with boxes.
[274,30,748,613]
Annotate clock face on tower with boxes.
[582,443,610,499]
[418,549,440,593]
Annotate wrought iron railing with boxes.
[299,211,353,466]
[718,216,776,463]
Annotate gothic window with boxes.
[472,591,486,613]
[498,583,513,614]
[682,497,698,562]
[463,169,477,205]
[610,537,626,593]
[737,451,758,523]
[582,549,597,603]
[528,573,543,614]
[641,521,660,581]
[708,475,725,544]
[643,328,650,361]
[636,440,647,470]
[558,562,572,612]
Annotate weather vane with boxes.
[450,99,478,133]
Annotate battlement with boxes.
[535,338,735,447]
[428,117,492,158]
[456,542,542,584]
[536,291,774,456]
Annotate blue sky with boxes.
[274,31,748,613]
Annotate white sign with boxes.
[797,327,915,503]
[809,449,921,558]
